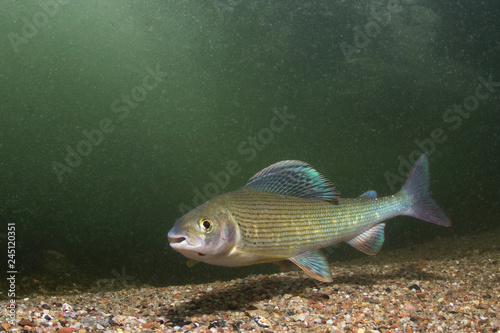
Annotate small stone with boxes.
[408,284,421,292]
[403,302,419,313]
[18,319,35,326]
[61,303,73,312]
[112,315,128,326]
[410,315,424,322]
[208,320,225,329]
[59,328,74,333]
[246,309,268,317]
[365,297,381,304]
[246,309,271,328]
[295,313,306,322]
[255,316,271,328]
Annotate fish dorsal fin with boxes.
[289,250,333,282]
[346,223,385,255]
[241,160,339,203]
[360,190,377,198]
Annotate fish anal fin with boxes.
[347,223,385,255]
[290,250,333,282]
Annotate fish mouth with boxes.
[168,235,206,257]
[168,235,192,251]
[167,226,189,248]
[168,235,186,245]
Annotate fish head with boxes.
[168,199,237,264]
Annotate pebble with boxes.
[59,328,73,333]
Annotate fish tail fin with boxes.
[399,155,451,227]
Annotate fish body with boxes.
[168,155,451,282]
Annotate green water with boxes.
[0,0,498,294]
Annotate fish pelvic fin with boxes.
[400,155,451,227]
[347,223,385,255]
[290,250,333,282]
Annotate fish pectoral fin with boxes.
[290,250,333,282]
[186,259,200,267]
[347,223,386,255]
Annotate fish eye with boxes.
[199,218,213,233]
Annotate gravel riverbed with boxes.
[2,229,499,332]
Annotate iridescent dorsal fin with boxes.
[241,160,339,203]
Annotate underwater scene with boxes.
[1,0,499,331]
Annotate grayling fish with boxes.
[168,155,451,282]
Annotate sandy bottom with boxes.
[1,229,499,332]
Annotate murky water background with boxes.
[0,0,498,291]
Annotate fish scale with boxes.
[222,190,408,256]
